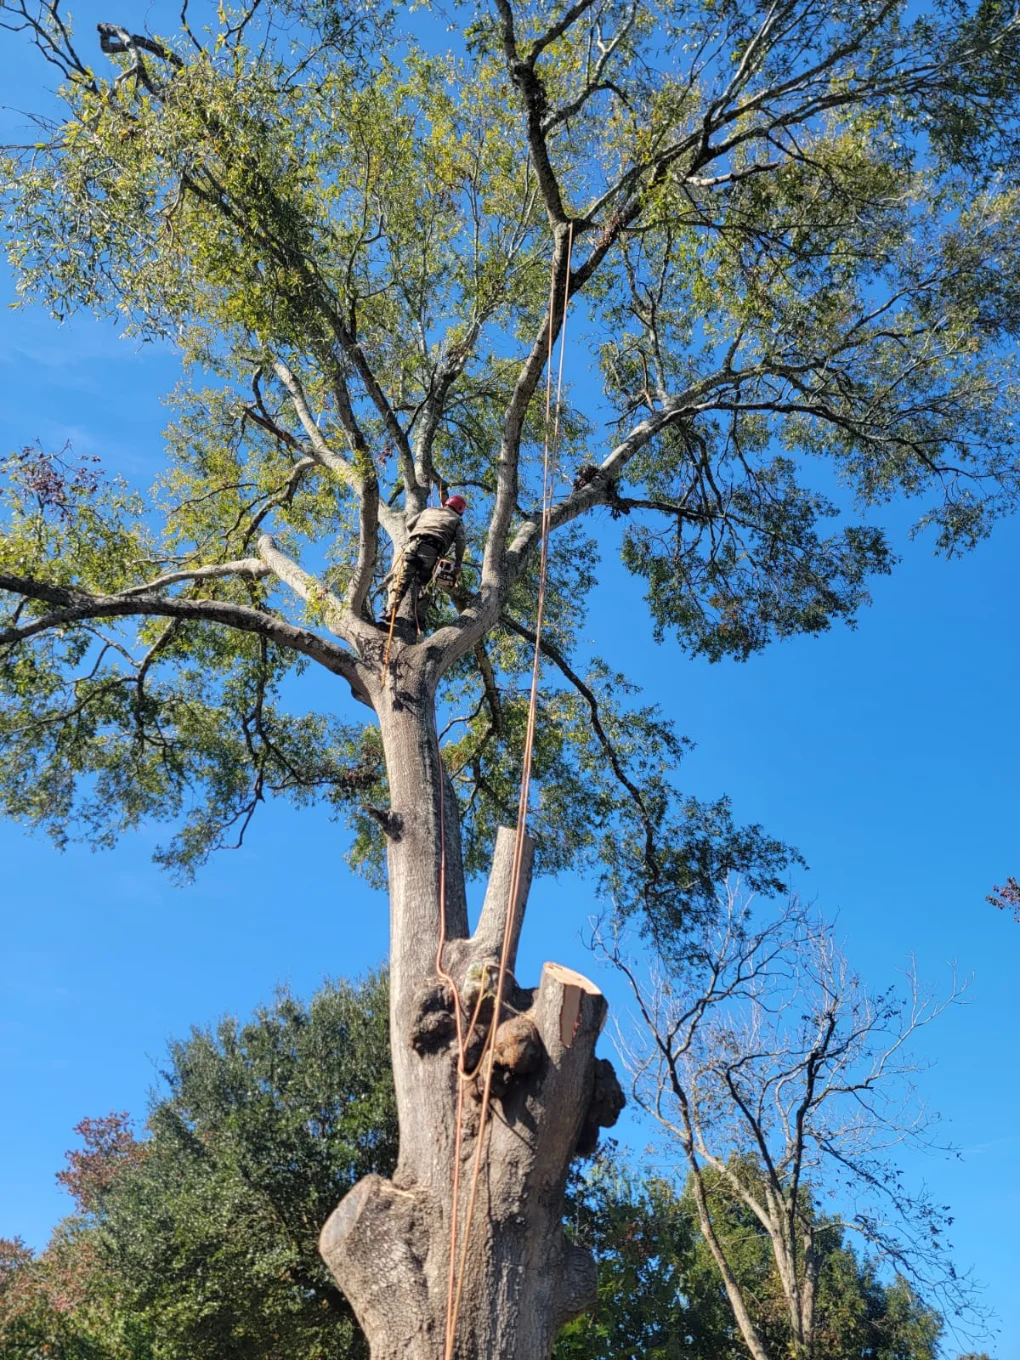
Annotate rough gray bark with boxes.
[319,641,623,1359]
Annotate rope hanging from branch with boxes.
[435,222,575,1360]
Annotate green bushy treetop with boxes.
[2,0,1020,947]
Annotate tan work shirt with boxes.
[406,506,466,567]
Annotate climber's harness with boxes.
[412,532,449,555]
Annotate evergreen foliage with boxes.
[1,971,395,1360]
[560,1156,945,1360]
[1,978,961,1360]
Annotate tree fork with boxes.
[319,956,619,1359]
[322,653,623,1357]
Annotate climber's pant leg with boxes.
[386,542,438,615]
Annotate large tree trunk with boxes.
[318,646,622,1358]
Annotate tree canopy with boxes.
[1,972,395,1360]
[3,0,1020,943]
[4,4,1020,1353]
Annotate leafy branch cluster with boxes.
[1,0,1019,917]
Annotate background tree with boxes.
[602,893,974,1360]
[2,974,953,1360]
[557,1156,701,1360]
[65,973,393,1360]
[0,1233,126,1360]
[1,973,393,1360]
[3,0,1020,1354]
[674,1160,943,1360]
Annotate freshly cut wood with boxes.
[320,681,622,1358]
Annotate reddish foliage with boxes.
[56,1112,145,1214]
[0,1234,101,1340]
[2,441,102,521]
[0,1237,48,1333]
[1,1233,106,1324]
[44,1235,102,1315]
[0,1237,34,1282]
[987,875,1020,922]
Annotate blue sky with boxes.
[1,6,1018,1357]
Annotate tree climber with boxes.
[383,494,467,623]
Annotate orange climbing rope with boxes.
[434,223,575,1360]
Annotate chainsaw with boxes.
[433,557,458,588]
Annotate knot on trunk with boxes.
[365,804,403,840]
[556,1238,599,1325]
[409,977,457,1055]
[490,1014,544,1086]
[575,1056,625,1157]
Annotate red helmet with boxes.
[446,494,467,515]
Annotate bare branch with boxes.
[480,222,574,603]
[119,558,271,596]
[493,0,572,224]
[600,889,974,1349]
[272,359,358,485]
[256,533,349,636]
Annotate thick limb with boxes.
[0,570,370,696]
